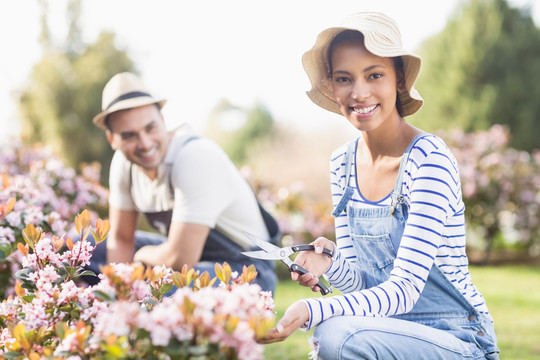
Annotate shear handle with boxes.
[290,244,333,258]
[289,263,331,296]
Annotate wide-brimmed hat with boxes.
[93,72,167,130]
[302,12,423,117]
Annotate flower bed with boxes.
[0,142,108,299]
[0,211,275,359]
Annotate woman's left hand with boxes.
[258,301,309,344]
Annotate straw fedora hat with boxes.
[93,72,167,130]
[302,12,423,117]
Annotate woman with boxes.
[261,12,499,359]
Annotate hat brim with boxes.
[93,97,167,130]
[302,26,423,117]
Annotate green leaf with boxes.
[55,322,66,339]
[70,309,80,319]
[163,341,191,358]
[63,265,78,276]
[188,344,213,356]
[21,282,35,290]
[15,267,33,281]
[2,351,24,359]
[0,243,12,259]
[93,290,115,302]
[160,283,173,295]
[144,298,158,307]
[77,269,97,277]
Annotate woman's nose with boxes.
[351,81,370,100]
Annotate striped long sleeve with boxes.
[301,135,489,331]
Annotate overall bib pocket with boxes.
[351,233,396,270]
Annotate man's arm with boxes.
[107,206,138,264]
[133,222,210,270]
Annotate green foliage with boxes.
[206,100,276,165]
[18,1,137,186]
[412,0,540,151]
[226,103,275,165]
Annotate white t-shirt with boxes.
[108,129,270,249]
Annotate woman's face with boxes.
[330,40,402,132]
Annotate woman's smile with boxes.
[351,104,379,117]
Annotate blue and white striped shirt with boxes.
[302,135,490,330]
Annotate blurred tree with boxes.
[225,103,274,164]
[206,100,275,165]
[412,0,540,151]
[18,0,136,186]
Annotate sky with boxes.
[1,0,539,143]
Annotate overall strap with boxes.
[343,140,357,187]
[168,136,281,245]
[331,139,358,217]
[167,136,199,195]
[389,133,429,215]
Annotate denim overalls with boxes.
[313,134,499,359]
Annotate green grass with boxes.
[471,266,540,360]
[263,265,540,360]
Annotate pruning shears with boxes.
[241,232,333,295]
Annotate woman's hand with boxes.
[292,237,334,292]
[258,300,309,344]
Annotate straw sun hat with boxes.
[93,72,167,130]
[302,12,423,117]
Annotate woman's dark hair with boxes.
[326,30,405,117]
[326,30,364,77]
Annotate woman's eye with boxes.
[369,73,383,80]
[333,76,350,83]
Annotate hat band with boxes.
[106,91,152,110]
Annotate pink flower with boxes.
[0,227,15,244]
[150,325,172,346]
[131,280,151,300]
[5,211,21,228]
[35,264,60,289]
[0,328,16,353]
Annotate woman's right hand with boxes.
[291,237,335,292]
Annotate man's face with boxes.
[106,104,169,178]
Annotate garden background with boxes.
[1,0,540,359]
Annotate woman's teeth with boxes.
[353,105,377,114]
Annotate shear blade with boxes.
[241,250,277,260]
[243,231,280,253]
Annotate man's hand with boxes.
[291,237,335,292]
[133,222,210,270]
[133,242,172,268]
[258,300,310,344]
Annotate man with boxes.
[90,72,278,292]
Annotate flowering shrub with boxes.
[248,125,540,263]
[0,142,108,298]
[241,168,335,248]
[0,211,275,359]
[439,125,540,260]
